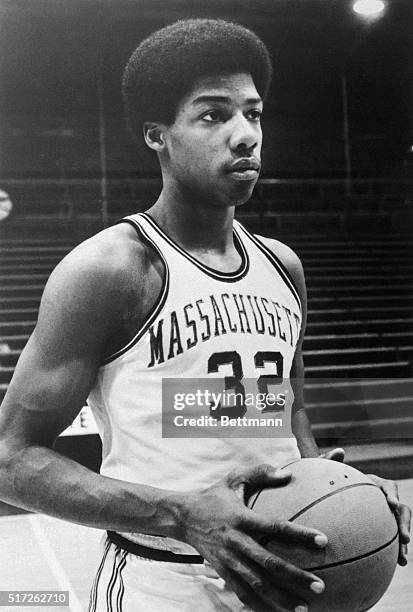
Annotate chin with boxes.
[213,190,253,209]
[195,179,256,209]
[231,183,256,207]
[234,196,252,208]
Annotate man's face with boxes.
[162,72,263,207]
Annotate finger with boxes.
[370,476,399,509]
[242,464,293,488]
[222,554,309,612]
[216,565,274,612]
[243,514,328,549]
[398,543,408,567]
[225,574,308,612]
[384,486,400,510]
[396,503,412,544]
[231,464,293,502]
[322,448,345,463]
[230,531,325,598]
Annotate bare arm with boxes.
[290,353,320,458]
[0,240,186,535]
[0,231,332,611]
[287,256,319,458]
[259,235,319,457]
[260,235,411,565]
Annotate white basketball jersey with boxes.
[87,212,302,552]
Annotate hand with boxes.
[320,447,345,463]
[367,473,411,566]
[181,464,328,612]
[320,450,411,565]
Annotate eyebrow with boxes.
[192,95,263,106]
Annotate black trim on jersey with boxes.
[101,217,170,366]
[235,222,302,313]
[106,546,122,612]
[115,550,127,612]
[140,212,250,282]
[107,531,204,564]
[105,546,128,612]
[88,538,111,612]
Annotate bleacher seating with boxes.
[0,180,412,477]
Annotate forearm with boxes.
[0,443,187,539]
[292,408,320,458]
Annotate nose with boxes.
[229,113,260,153]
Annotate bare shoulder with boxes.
[45,221,158,306]
[36,221,162,349]
[53,222,150,282]
[254,234,305,293]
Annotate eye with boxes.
[202,110,222,122]
[247,109,262,121]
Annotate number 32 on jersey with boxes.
[207,350,285,419]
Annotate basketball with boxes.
[248,458,399,612]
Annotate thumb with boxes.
[321,448,345,462]
[228,464,293,503]
[242,463,292,489]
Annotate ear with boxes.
[143,122,166,152]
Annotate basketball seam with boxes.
[249,482,378,515]
[249,489,262,510]
[304,531,399,571]
[288,482,378,522]
[253,482,393,559]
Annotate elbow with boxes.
[0,434,20,471]
[0,434,28,487]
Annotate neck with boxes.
[146,182,236,253]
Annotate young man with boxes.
[0,19,410,612]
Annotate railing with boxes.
[0,177,411,236]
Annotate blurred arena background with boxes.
[0,0,412,609]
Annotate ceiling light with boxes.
[353,0,386,17]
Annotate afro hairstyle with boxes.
[122,18,272,143]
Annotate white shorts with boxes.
[88,536,248,612]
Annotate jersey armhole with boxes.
[235,222,302,313]
[101,218,170,366]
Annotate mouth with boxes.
[226,158,261,181]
